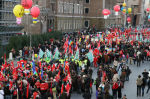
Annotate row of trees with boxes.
[6,31,63,57]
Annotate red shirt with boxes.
[35,82,40,88]
[40,83,48,90]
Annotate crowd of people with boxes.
[0,27,150,99]
[136,69,150,97]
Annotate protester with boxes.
[0,27,150,99]
[136,75,143,97]
[146,77,150,93]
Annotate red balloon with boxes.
[21,0,32,9]
[102,9,109,15]
[147,8,150,12]
[114,5,120,12]
[30,6,40,18]
[127,17,131,23]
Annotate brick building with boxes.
[54,0,84,32]
[0,0,24,45]
[22,0,55,34]
[83,0,122,30]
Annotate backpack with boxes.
[13,90,17,96]
[112,82,119,90]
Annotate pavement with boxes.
[71,61,150,99]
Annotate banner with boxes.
[39,49,44,58]
[86,50,93,63]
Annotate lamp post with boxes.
[13,0,40,48]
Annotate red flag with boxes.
[98,41,100,49]
[116,37,118,44]
[11,61,14,69]
[9,80,13,90]
[55,71,60,82]
[65,83,70,95]
[130,40,134,46]
[102,71,106,82]
[61,84,64,94]
[63,76,68,82]
[0,72,4,81]
[52,64,55,72]
[75,42,78,51]
[33,92,38,99]
[64,38,69,53]
[69,46,72,54]
[39,61,41,68]
[26,82,29,98]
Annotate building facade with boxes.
[83,0,122,31]
[54,0,84,32]
[125,0,145,26]
[83,0,104,30]
[0,0,23,45]
[22,0,55,34]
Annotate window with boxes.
[86,0,90,3]
[84,20,89,27]
[85,8,89,14]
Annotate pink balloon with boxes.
[16,18,22,24]
[102,9,109,15]
[127,17,131,23]
[114,5,120,12]
[147,8,150,12]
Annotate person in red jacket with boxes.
[40,80,49,99]
[112,81,119,99]
[35,80,41,90]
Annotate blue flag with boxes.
[39,49,44,58]
[32,61,36,74]
[140,34,142,41]
[136,35,139,41]
[41,65,43,80]
[86,50,93,63]
[46,49,52,59]
[53,47,60,60]
[74,49,79,60]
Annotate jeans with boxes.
[147,86,150,93]
[126,75,129,81]
[137,61,141,67]
[142,86,145,96]
[112,89,117,99]
[137,85,141,96]
[5,95,12,99]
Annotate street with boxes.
[71,61,150,99]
